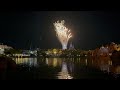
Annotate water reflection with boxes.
[45,58,62,67]
[13,58,38,67]
[57,60,73,79]
[85,59,87,66]
[12,57,120,79]
[88,57,120,78]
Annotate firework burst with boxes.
[53,20,72,49]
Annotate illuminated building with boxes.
[0,43,12,54]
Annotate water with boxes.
[3,57,120,79]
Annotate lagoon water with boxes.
[5,57,119,79]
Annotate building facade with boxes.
[0,44,12,54]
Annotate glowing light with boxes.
[53,58,58,67]
[57,61,73,79]
[46,58,49,65]
[53,20,72,49]
[53,49,57,54]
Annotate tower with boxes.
[69,42,74,50]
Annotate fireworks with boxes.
[53,20,72,49]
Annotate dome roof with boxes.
[99,46,109,53]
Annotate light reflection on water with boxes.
[57,60,73,79]
[13,58,38,67]
[13,57,120,79]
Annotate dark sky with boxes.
[0,11,120,50]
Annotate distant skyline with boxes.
[0,11,120,50]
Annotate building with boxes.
[0,44,12,54]
[98,46,109,56]
[117,44,120,51]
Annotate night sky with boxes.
[0,11,120,50]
